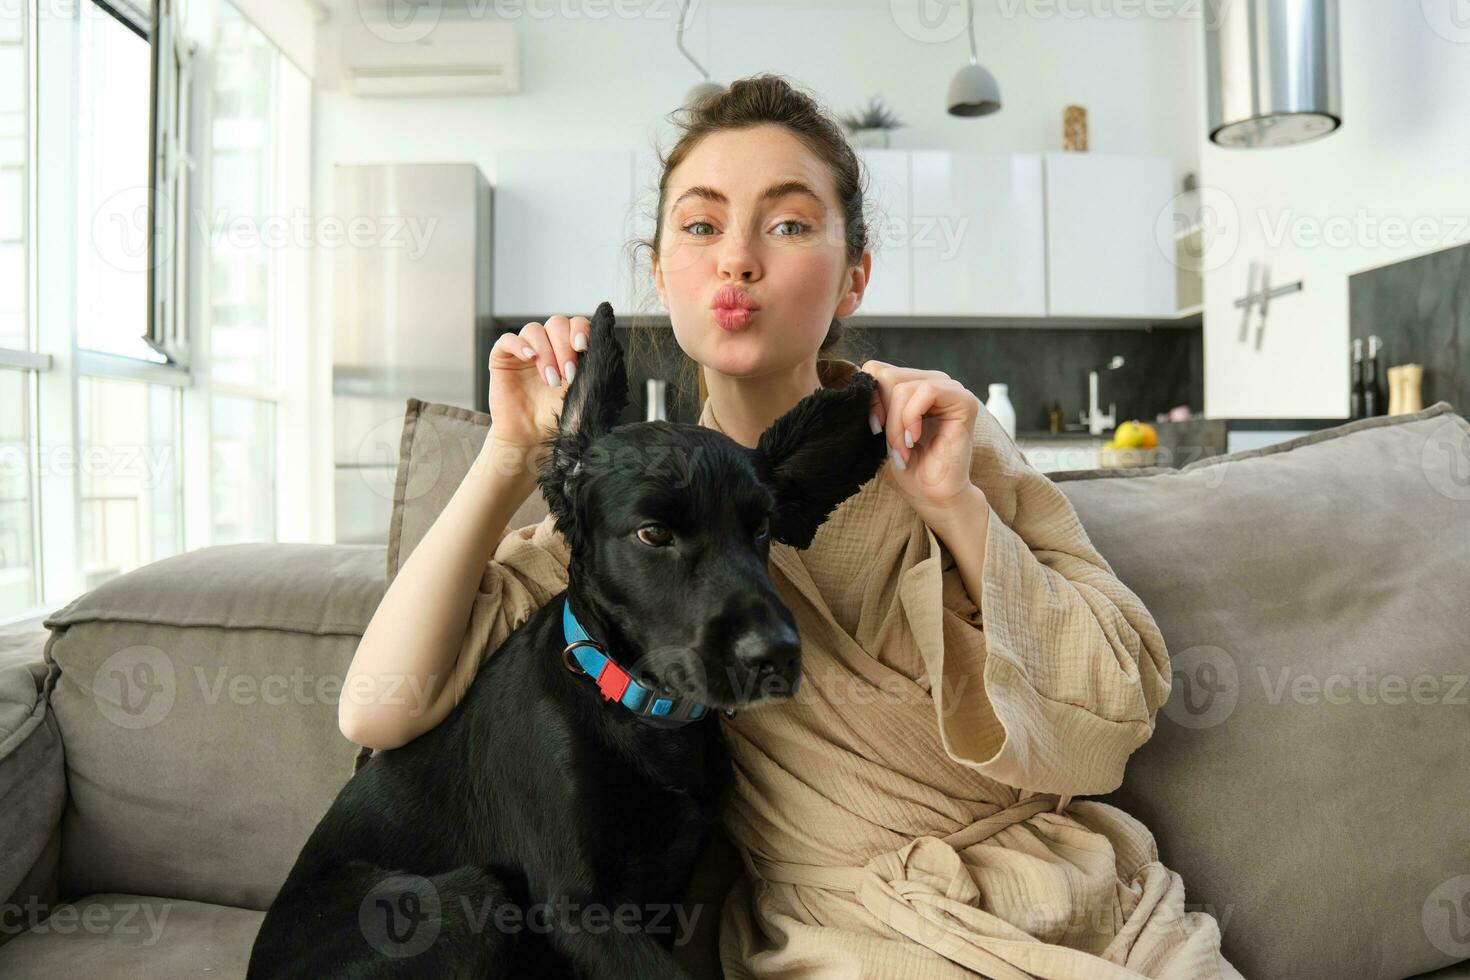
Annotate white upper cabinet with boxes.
[492,149,636,318]
[1043,152,1177,318]
[852,149,913,316]
[492,148,1180,321]
[910,151,1047,316]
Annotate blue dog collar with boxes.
[561,596,720,728]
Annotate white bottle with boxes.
[986,383,1016,440]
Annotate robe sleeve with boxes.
[444,511,570,712]
[918,407,1172,797]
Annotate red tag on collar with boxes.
[596,661,630,702]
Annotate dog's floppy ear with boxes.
[749,370,889,549]
[537,301,628,539]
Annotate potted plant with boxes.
[839,95,905,149]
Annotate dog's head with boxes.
[536,301,888,711]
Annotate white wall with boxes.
[1197,0,1470,419]
[311,0,1204,316]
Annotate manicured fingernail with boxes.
[889,446,906,471]
[521,345,534,358]
[563,360,576,382]
[573,333,588,351]
[869,412,881,435]
[545,365,559,387]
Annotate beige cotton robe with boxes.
[451,357,1243,980]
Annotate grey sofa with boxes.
[1,400,1467,979]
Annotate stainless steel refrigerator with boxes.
[331,162,493,545]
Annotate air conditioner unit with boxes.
[339,16,519,97]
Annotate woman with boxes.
[341,74,1243,979]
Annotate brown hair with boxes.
[628,73,875,415]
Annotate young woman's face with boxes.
[653,124,867,379]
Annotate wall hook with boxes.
[1233,261,1303,349]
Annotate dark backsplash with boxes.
[488,316,1203,432]
[1349,241,1469,415]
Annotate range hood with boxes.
[1206,0,1342,148]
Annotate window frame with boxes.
[3,0,317,629]
[145,0,192,368]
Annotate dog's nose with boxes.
[733,626,801,684]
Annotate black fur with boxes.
[246,301,888,978]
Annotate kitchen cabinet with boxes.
[1043,152,1177,318]
[851,149,913,316]
[1015,436,1106,474]
[910,151,1047,316]
[492,149,635,317]
[491,148,1180,322]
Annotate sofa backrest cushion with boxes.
[386,398,550,585]
[40,543,387,911]
[1055,402,1470,980]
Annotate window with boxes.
[76,2,160,362]
[0,5,36,619]
[0,370,34,620]
[0,8,24,351]
[69,1,182,585]
[204,2,306,546]
[77,376,183,588]
[2,0,313,627]
[209,3,276,391]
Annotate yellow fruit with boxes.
[1113,421,1147,449]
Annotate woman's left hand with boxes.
[861,360,983,514]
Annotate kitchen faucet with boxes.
[1082,355,1125,435]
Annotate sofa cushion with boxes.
[0,629,64,924]
[1054,402,1470,980]
[40,544,388,911]
[0,894,262,978]
[386,398,550,584]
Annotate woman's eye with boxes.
[637,525,673,547]
[682,220,715,236]
[773,219,808,236]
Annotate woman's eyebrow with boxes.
[671,180,826,212]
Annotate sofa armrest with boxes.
[0,629,65,938]
[38,544,388,911]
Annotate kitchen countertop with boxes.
[1015,430,1109,441]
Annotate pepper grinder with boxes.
[1388,364,1424,416]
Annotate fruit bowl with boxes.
[1099,420,1159,468]
[1097,446,1158,469]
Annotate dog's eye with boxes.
[637,524,672,547]
[755,517,770,543]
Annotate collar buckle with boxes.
[562,639,601,675]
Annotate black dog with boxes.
[246,301,888,978]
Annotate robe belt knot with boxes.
[748,793,1069,980]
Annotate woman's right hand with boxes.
[487,314,590,456]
